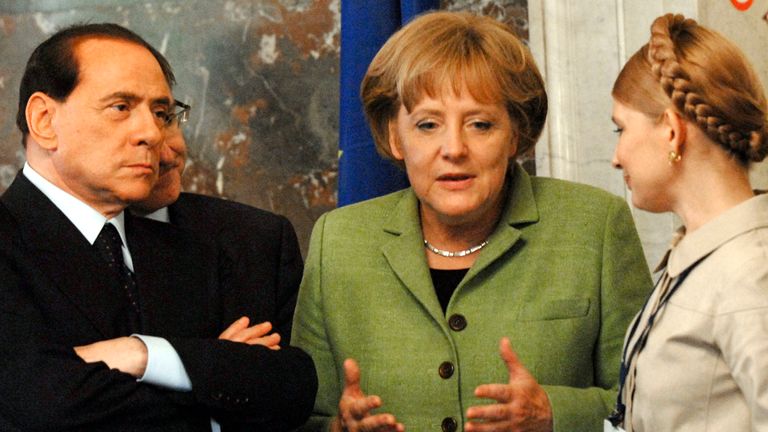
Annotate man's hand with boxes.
[218,317,281,349]
[332,358,404,432]
[74,336,148,378]
[465,337,553,432]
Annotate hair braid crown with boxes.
[647,13,768,163]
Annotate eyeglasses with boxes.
[164,100,191,127]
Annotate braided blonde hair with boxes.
[613,13,768,165]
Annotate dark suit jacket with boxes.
[168,193,303,343]
[0,173,317,431]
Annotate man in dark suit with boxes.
[0,23,316,431]
[132,120,303,343]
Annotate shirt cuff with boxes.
[132,334,192,391]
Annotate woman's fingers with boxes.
[338,359,403,432]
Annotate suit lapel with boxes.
[127,213,218,337]
[380,191,446,324]
[167,194,204,232]
[126,214,173,334]
[1,173,129,338]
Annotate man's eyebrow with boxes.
[99,92,172,107]
[99,92,139,104]
[153,96,172,107]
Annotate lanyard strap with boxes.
[608,259,703,426]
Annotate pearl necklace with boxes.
[423,239,489,258]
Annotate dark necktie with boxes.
[93,223,142,332]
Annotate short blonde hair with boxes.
[361,11,548,166]
[613,14,768,166]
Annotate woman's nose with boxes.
[611,147,622,169]
[441,126,467,160]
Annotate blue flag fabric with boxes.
[337,0,440,207]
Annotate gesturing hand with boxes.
[218,317,281,349]
[332,359,404,432]
[465,337,553,432]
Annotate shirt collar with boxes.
[22,162,128,246]
[666,194,768,277]
[142,206,170,223]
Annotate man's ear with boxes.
[388,120,404,160]
[662,108,687,155]
[25,92,59,150]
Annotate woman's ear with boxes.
[662,108,687,155]
[25,92,59,150]
[388,120,404,160]
[508,128,519,159]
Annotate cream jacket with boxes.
[626,194,768,432]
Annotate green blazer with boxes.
[292,165,652,431]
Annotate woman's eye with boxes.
[416,121,437,131]
[471,121,492,131]
[613,127,624,135]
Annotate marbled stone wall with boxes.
[0,0,526,255]
[443,0,528,39]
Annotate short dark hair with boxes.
[16,23,176,146]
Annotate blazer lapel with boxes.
[380,191,446,324]
[376,165,539,322]
[1,173,129,338]
[463,165,539,284]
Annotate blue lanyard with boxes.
[608,259,703,426]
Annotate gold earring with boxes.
[668,150,682,164]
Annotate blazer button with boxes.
[212,392,223,401]
[438,361,454,379]
[448,314,467,331]
[441,416,458,432]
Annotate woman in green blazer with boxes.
[292,11,651,432]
